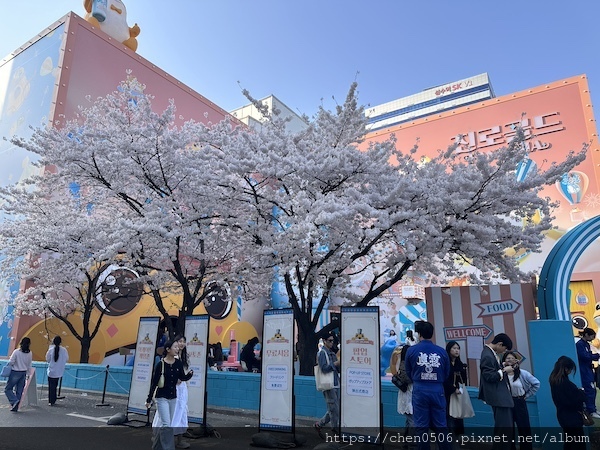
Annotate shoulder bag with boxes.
[1,364,11,378]
[581,409,595,426]
[314,350,335,391]
[391,373,408,392]
[156,359,165,388]
[449,383,475,419]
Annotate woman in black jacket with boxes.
[549,356,587,450]
[146,339,194,450]
[444,340,468,435]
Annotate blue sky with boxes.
[1,1,599,120]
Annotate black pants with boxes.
[492,406,514,450]
[511,396,532,450]
[48,376,60,405]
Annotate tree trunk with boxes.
[79,337,91,363]
[297,324,319,376]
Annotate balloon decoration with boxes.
[516,157,537,182]
[556,171,589,206]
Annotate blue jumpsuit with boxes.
[576,337,599,413]
[405,339,451,450]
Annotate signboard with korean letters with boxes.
[259,308,295,431]
[185,315,210,424]
[340,306,382,443]
[127,317,160,415]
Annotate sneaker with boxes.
[10,401,19,412]
[176,440,190,449]
[591,412,600,419]
[313,422,324,439]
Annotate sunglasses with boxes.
[326,339,334,342]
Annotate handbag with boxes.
[392,374,408,392]
[1,364,11,378]
[449,383,475,419]
[157,359,165,388]
[314,350,335,391]
[581,410,595,426]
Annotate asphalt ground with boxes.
[0,386,362,450]
[5,385,600,450]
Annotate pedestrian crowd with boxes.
[3,323,599,450]
[386,321,600,450]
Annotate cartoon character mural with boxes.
[21,269,259,363]
[570,280,600,350]
[83,0,140,52]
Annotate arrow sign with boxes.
[475,298,521,318]
[443,324,493,341]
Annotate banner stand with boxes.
[257,308,296,439]
[339,306,383,445]
[125,316,160,428]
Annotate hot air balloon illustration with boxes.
[556,171,589,222]
[516,156,537,182]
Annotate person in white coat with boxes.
[45,336,69,406]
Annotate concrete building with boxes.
[365,73,495,131]
[230,94,308,133]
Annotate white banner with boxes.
[185,315,209,424]
[259,308,295,431]
[340,306,381,441]
[128,317,160,415]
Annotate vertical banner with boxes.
[185,315,209,424]
[259,308,295,431]
[127,317,160,415]
[340,306,382,442]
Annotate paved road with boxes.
[0,388,339,450]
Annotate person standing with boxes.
[153,335,191,449]
[502,351,540,450]
[240,337,261,372]
[146,339,194,450]
[313,332,340,439]
[549,356,587,450]
[392,345,415,446]
[575,327,600,418]
[5,337,33,412]
[444,341,468,436]
[405,321,451,450]
[45,336,69,406]
[478,333,514,449]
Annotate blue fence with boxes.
[1,360,529,429]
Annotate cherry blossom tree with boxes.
[210,83,587,374]
[0,173,134,362]
[7,77,268,339]
[5,77,587,374]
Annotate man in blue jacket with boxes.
[405,321,451,450]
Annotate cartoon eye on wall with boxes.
[203,281,232,320]
[571,314,588,330]
[95,264,143,316]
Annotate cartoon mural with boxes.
[569,280,599,347]
[22,275,259,364]
[0,23,65,356]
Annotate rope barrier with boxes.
[62,369,105,381]
[107,371,131,394]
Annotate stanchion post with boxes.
[96,365,111,407]
[56,377,65,400]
